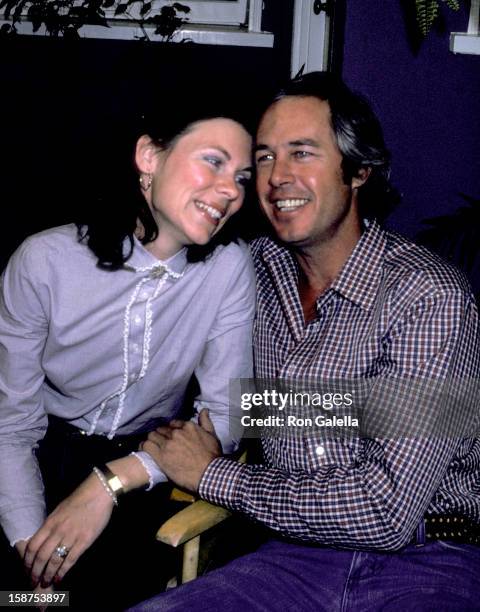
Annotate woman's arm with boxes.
[1,236,153,586]
[22,453,151,587]
[133,242,256,484]
[0,239,51,547]
[191,243,256,451]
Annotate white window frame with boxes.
[450,0,480,55]
[0,0,333,58]
[134,0,250,26]
[291,0,332,77]
[0,0,271,47]
[99,0,251,27]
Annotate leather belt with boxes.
[414,514,480,546]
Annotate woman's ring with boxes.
[54,545,69,559]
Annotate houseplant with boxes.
[414,0,461,35]
[0,0,190,41]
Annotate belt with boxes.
[37,416,158,506]
[414,514,480,546]
[44,415,151,451]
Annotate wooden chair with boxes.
[156,451,247,585]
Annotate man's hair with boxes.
[75,92,252,270]
[269,71,400,221]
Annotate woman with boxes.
[0,100,255,608]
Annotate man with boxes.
[131,72,480,610]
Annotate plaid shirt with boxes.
[199,221,480,550]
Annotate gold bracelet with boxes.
[92,467,118,506]
[92,464,125,504]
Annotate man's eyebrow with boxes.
[253,144,270,153]
[288,138,320,148]
[253,139,321,153]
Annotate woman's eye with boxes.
[236,174,252,187]
[205,156,222,168]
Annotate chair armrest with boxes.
[156,500,231,547]
[158,452,246,548]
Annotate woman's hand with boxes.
[23,472,115,587]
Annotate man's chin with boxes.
[274,227,312,246]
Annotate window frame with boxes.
[0,0,271,47]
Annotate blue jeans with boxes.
[128,538,480,611]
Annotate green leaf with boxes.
[114,2,128,15]
[415,0,439,36]
[63,25,80,38]
[2,0,21,19]
[12,0,28,22]
[30,16,42,31]
[0,22,16,36]
[172,2,190,14]
[140,1,151,16]
[442,0,460,10]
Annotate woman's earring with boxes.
[139,173,153,191]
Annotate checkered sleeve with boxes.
[200,288,480,550]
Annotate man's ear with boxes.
[135,134,161,174]
[351,167,371,190]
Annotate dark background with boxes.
[342,1,480,239]
[0,0,479,274]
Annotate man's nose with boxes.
[269,158,294,187]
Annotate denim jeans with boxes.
[128,538,480,611]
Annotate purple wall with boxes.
[342,1,480,237]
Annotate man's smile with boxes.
[273,198,309,211]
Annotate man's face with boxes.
[255,96,361,248]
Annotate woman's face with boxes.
[137,118,252,258]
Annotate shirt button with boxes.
[140,291,149,301]
[134,315,142,325]
[129,373,136,382]
[315,445,325,457]
[132,343,141,353]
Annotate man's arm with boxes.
[145,288,479,551]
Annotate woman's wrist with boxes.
[103,454,150,493]
[92,466,122,506]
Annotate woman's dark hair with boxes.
[75,93,253,270]
[269,71,400,221]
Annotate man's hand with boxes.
[22,473,114,588]
[142,409,222,492]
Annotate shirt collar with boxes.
[330,219,386,311]
[124,235,188,277]
[259,219,387,312]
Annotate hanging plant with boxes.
[414,0,461,36]
[0,0,190,41]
